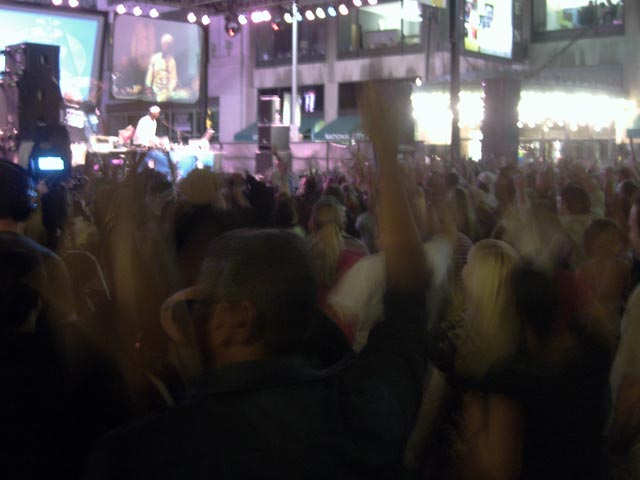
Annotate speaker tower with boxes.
[481,77,521,163]
[2,43,63,139]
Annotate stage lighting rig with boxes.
[225,13,241,36]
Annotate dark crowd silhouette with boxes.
[2,83,640,479]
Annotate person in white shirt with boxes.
[133,106,171,178]
[133,105,161,147]
[146,34,178,102]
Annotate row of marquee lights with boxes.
[222,0,378,36]
[50,0,376,32]
[221,0,378,36]
[49,0,171,20]
[223,0,379,36]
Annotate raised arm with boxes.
[361,82,429,291]
[336,83,432,467]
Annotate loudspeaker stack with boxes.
[256,95,290,174]
[2,43,63,139]
[481,77,521,163]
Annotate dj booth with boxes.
[75,135,216,180]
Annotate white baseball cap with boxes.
[149,105,161,114]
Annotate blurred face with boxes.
[629,205,640,257]
[161,38,173,54]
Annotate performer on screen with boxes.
[133,105,172,178]
[145,34,178,102]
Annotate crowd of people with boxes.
[3,86,640,479]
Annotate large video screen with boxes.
[464,0,513,59]
[112,15,203,104]
[0,5,104,101]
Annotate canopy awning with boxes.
[234,122,258,142]
[234,119,324,142]
[299,116,324,139]
[628,114,640,139]
[314,115,366,142]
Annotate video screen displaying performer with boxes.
[112,16,203,104]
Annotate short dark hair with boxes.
[0,160,34,222]
[560,183,591,215]
[618,179,638,201]
[198,229,316,354]
[272,194,298,229]
[513,266,559,342]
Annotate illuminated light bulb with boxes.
[327,6,337,16]
[284,12,293,23]
[316,7,326,19]
[238,14,248,25]
[68,0,79,7]
[305,10,315,20]
[115,3,126,14]
[367,0,378,4]
[52,0,63,6]
[250,11,263,22]
[201,14,210,25]
[132,5,143,16]
[187,11,197,23]
[262,10,272,22]
[415,77,422,87]
[338,4,349,15]
[149,8,159,18]
[353,0,363,6]
[517,121,524,128]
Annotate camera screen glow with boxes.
[38,156,65,170]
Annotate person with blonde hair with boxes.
[309,196,367,298]
[456,239,521,377]
[405,239,521,474]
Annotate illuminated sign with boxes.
[464,0,513,59]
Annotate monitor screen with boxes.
[111,15,203,104]
[0,4,104,101]
[463,0,513,59]
[37,156,65,171]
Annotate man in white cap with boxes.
[133,106,171,177]
[134,105,161,147]
[146,33,178,102]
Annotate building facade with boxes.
[209,0,638,161]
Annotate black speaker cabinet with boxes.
[258,95,281,125]
[255,150,273,174]
[481,78,521,163]
[1,79,63,138]
[5,43,60,83]
[2,43,62,138]
[258,124,290,151]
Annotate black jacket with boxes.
[88,290,428,479]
